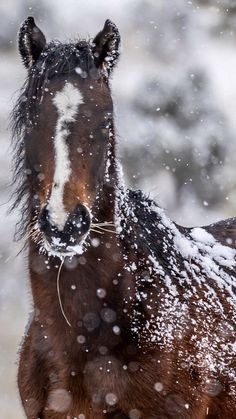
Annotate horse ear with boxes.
[92,19,120,76]
[18,17,46,69]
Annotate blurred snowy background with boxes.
[1,0,236,417]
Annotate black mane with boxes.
[11,40,97,239]
[120,188,236,281]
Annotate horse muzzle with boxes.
[38,203,91,253]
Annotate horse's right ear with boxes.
[92,20,120,76]
[18,17,46,69]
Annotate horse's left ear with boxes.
[92,20,120,76]
[18,16,46,69]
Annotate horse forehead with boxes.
[47,75,112,111]
[52,82,84,117]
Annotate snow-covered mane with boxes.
[117,188,236,387]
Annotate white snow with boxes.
[190,227,216,245]
[173,235,198,259]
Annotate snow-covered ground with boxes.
[1,1,236,417]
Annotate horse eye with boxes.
[100,122,110,130]
[100,122,106,128]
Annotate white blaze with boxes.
[47,83,84,231]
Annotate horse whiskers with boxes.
[25,228,43,243]
[91,222,117,234]
[91,226,117,234]
[27,226,39,235]
[27,221,39,231]
[91,222,115,226]
[91,224,115,228]
[26,223,39,235]
[99,229,117,234]
[90,228,104,235]
[56,259,72,328]
[25,221,117,245]
[26,228,40,238]
[25,232,37,241]
[28,216,39,226]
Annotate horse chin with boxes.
[41,233,89,259]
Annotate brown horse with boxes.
[12,16,236,419]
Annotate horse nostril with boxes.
[38,207,51,232]
[72,204,91,234]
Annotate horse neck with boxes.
[28,235,127,346]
